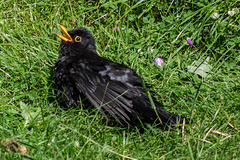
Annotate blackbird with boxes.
[53,24,188,126]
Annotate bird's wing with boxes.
[70,66,138,126]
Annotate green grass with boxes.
[1,0,240,159]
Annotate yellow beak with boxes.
[54,24,72,42]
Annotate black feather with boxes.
[53,26,188,126]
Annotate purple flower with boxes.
[187,37,193,46]
[154,57,164,66]
[113,27,119,31]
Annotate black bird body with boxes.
[53,25,187,126]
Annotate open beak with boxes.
[54,24,72,42]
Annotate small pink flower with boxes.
[187,37,193,46]
[154,57,164,66]
[113,27,119,31]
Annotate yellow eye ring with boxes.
[75,36,82,42]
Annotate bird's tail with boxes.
[133,97,188,126]
[154,104,188,125]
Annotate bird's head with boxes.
[54,24,96,55]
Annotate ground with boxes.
[0,0,239,159]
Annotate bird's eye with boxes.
[75,36,82,42]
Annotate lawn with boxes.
[0,0,240,159]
